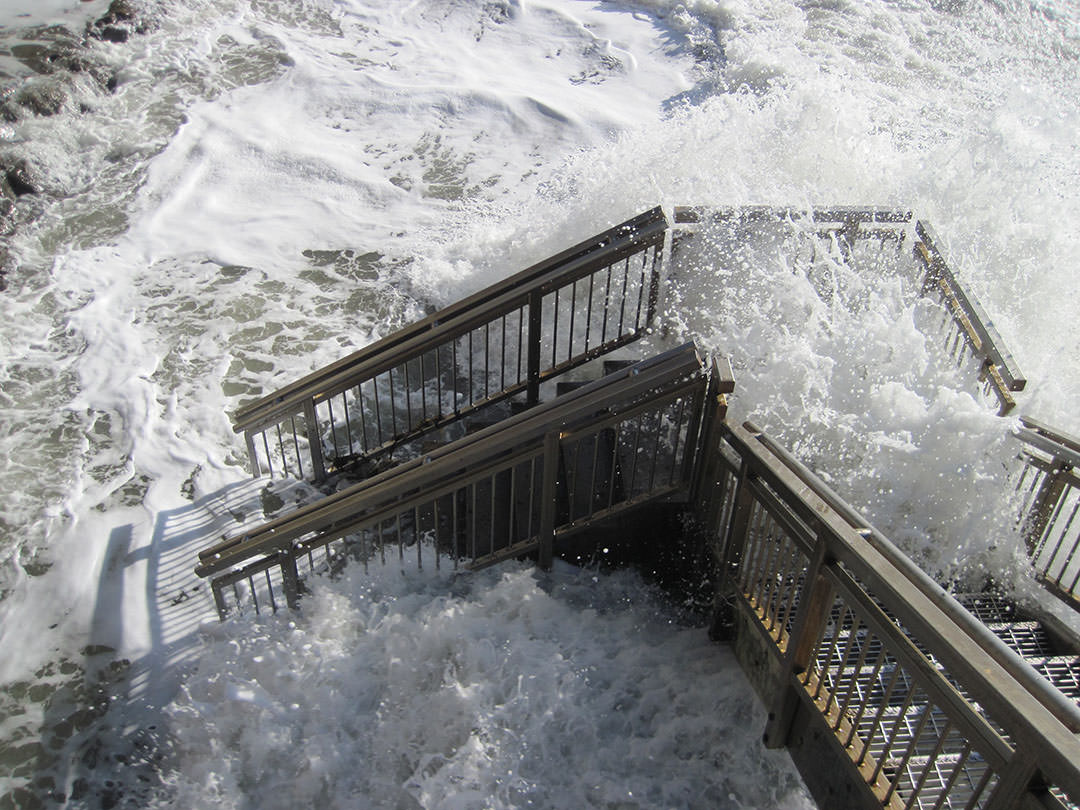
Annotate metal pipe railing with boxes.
[231,207,668,482]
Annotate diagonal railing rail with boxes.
[911,221,1026,415]
[703,420,1080,810]
[231,207,669,482]
[199,343,733,619]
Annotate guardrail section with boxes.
[706,421,1080,810]
[1015,416,1080,609]
[912,222,1026,416]
[231,207,668,482]
[198,343,733,619]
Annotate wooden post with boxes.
[537,431,560,569]
[526,291,543,406]
[983,750,1041,810]
[304,399,327,482]
[280,550,301,609]
[763,534,833,749]
[709,457,755,641]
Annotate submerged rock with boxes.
[4,158,42,196]
[89,0,151,44]
[15,79,68,117]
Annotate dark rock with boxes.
[0,101,20,124]
[98,26,129,44]
[15,80,67,116]
[103,0,138,22]
[89,0,150,43]
[5,159,41,196]
[44,45,115,89]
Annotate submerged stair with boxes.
[199,206,1080,810]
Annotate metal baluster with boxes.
[452,339,459,413]
[568,279,577,363]
[635,248,647,330]
[326,399,341,461]
[587,433,601,521]
[836,630,876,731]
[371,376,383,446]
[248,575,260,615]
[647,407,664,493]
[929,741,973,810]
[551,288,559,368]
[290,417,304,478]
[607,422,621,510]
[617,256,630,336]
[435,345,443,417]
[397,511,404,562]
[490,473,499,555]
[470,482,478,562]
[963,766,996,810]
[276,423,289,477]
[601,264,613,344]
[870,683,921,787]
[265,569,277,613]
[813,604,851,701]
[500,315,507,393]
[262,431,274,477]
[434,498,441,571]
[420,353,428,423]
[342,392,355,455]
[824,616,862,718]
[668,397,688,486]
[584,272,595,351]
[468,330,474,406]
[452,490,460,569]
[900,717,953,810]
[517,305,524,385]
[388,368,399,438]
[627,413,643,498]
[527,455,538,540]
[404,361,413,432]
[357,385,369,453]
[508,463,518,544]
[416,505,422,570]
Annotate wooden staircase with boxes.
[196,206,1080,810]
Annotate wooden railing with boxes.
[704,420,1080,810]
[911,221,1026,415]
[199,343,733,618]
[231,207,668,482]
[1015,416,1080,609]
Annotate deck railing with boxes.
[231,207,668,482]
[672,205,915,245]
[1015,416,1080,609]
[199,343,732,618]
[705,420,1080,810]
[911,222,1026,415]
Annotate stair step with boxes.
[556,380,592,396]
[603,359,637,375]
[953,592,1019,624]
[984,620,1057,657]
[1022,656,1080,701]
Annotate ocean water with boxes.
[0,0,1077,806]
